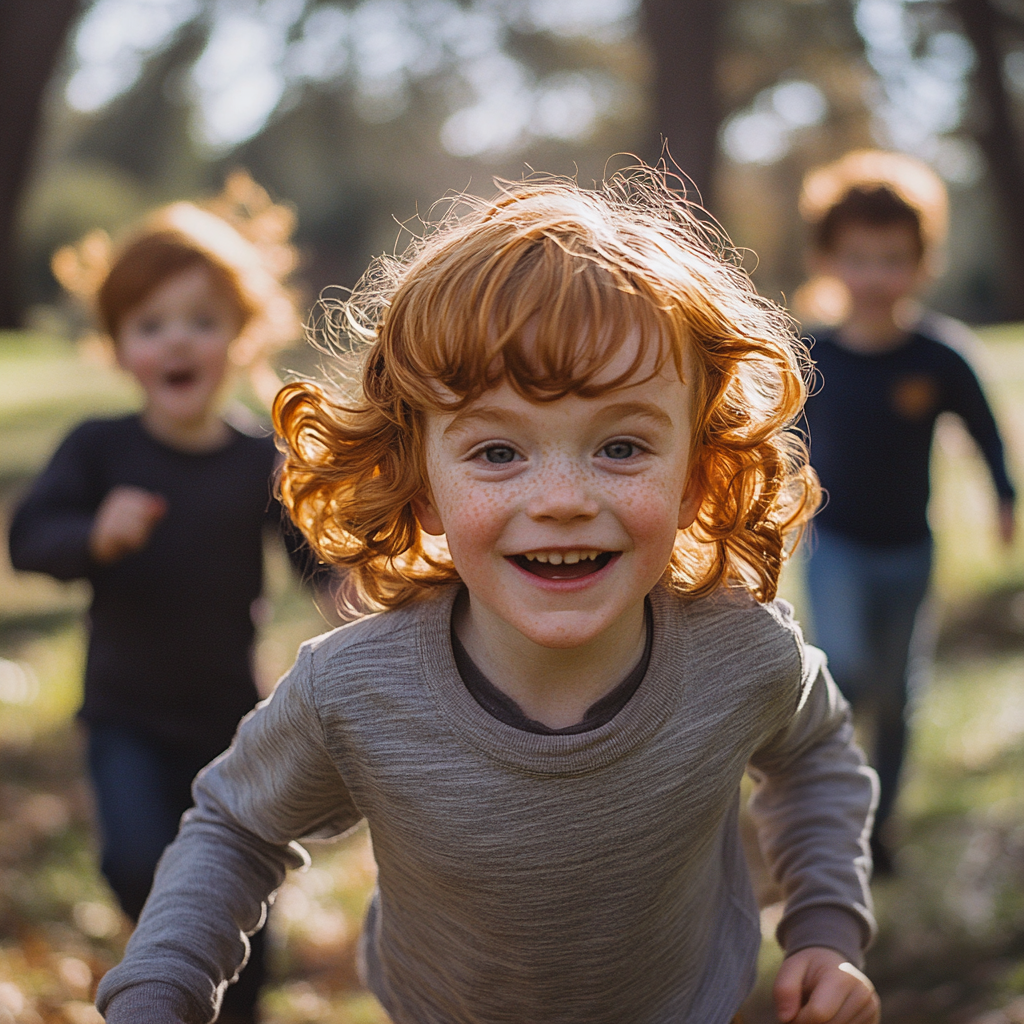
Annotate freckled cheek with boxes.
[433,481,515,557]
[614,479,686,543]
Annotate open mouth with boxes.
[510,550,617,580]
[163,369,198,388]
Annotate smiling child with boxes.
[9,177,311,1024]
[96,170,879,1024]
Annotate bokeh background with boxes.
[3,2,1024,1022]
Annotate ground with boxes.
[1,328,1024,1023]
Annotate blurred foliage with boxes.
[20,0,653,322]
[19,0,1009,334]
[8,0,1024,337]
[11,0,1021,330]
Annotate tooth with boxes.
[585,551,597,560]
[535,553,549,563]
[563,552,580,564]
[525,553,536,561]
[548,553,563,565]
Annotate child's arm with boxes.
[9,426,106,580]
[96,643,363,1024]
[748,635,878,1022]
[942,345,1016,545]
[11,424,166,573]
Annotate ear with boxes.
[677,475,702,531]
[411,491,445,536]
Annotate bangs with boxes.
[379,221,685,410]
[276,168,818,612]
[98,231,255,338]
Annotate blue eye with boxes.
[483,446,517,464]
[602,441,636,460]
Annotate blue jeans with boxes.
[87,723,266,1019]
[804,529,933,831]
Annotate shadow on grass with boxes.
[0,610,79,647]
[938,584,1024,660]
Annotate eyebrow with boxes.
[442,406,530,437]
[595,401,675,429]
[442,399,676,437]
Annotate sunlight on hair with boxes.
[799,149,949,253]
[274,166,819,612]
[52,172,301,408]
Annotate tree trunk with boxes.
[0,0,81,329]
[954,0,1024,319]
[640,0,724,208]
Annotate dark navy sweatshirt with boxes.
[8,414,317,753]
[803,321,1015,547]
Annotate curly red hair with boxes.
[274,168,819,610]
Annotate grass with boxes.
[1,327,1024,1023]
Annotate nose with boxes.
[523,462,600,523]
[166,321,195,348]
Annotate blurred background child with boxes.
[7,173,318,1024]
[797,151,1017,875]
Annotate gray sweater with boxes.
[97,584,876,1024]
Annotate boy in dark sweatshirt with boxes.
[800,150,1016,872]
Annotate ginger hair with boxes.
[52,171,301,399]
[275,168,819,611]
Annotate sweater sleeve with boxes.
[747,629,878,967]
[96,642,364,1024]
[944,349,1016,504]
[8,426,104,581]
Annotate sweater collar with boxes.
[417,584,690,776]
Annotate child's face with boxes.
[415,335,699,650]
[116,265,244,433]
[818,221,926,316]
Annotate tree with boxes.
[952,0,1024,318]
[0,0,81,328]
[641,0,724,206]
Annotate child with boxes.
[95,170,880,1024]
[798,151,1016,873]
[8,174,313,1024]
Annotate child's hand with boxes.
[774,946,879,1024]
[89,486,168,564]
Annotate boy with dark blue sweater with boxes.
[799,151,1016,872]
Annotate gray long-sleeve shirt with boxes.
[97,584,877,1024]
